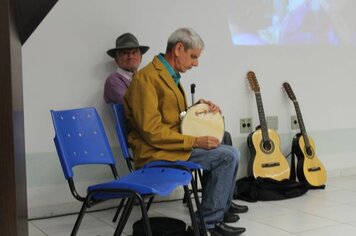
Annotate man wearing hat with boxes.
[104,33,149,104]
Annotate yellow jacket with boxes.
[124,56,197,168]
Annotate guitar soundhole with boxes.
[260,140,275,154]
[305,146,314,158]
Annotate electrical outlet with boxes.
[240,118,252,133]
[266,116,278,130]
[291,115,299,130]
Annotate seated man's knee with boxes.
[221,145,239,166]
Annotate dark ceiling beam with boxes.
[13,0,58,44]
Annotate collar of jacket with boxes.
[152,56,188,113]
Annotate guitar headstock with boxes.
[247,71,260,93]
[283,82,297,102]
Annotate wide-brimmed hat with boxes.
[107,33,149,58]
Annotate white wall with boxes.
[22,0,356,218]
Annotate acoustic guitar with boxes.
[246,71,290,181]
[283,82,327,187]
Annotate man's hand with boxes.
[193,136,220,149]
[197,99,221,114]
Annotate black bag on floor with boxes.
[132,217,187,236]
[234,176,310,202]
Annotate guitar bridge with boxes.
[261,162,280,168]
[307,167,321,172]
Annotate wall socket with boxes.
[240,118,252,133]
[266,116,278,130]
[291,115,299,130]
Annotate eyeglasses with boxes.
[117,49,140,57]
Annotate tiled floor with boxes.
[29,175,356,236]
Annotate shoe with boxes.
[229,202,248,214]
[186,226,210,236]
[223,211,239,223]
[210,222,246,236]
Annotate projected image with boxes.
[228,0,356,45]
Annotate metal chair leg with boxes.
[71,201,88,236]
[113,195,154,223]
[191,179,208,236]
[184,185,200,236]
[137,195,152,236]
[114,194,153,236]
[112,198,126,222]
[145,196,154,211]
[183,169,203,204]
[114,197,135,236]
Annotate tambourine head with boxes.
[181,103,225,142]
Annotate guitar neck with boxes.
[255,92,270,142]
[293,101,311,148]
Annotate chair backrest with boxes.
[111,103,203,173]
[111,103,134,171]
[51,107,116,179]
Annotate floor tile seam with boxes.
[29,221,49,236]
[344,222,356,227]
[242,217,294,235]
[293,193,356,205]
[243,211,294,221]
[88,212,117,229]
[251,210,341,229]
[297,209,351,224]
[275,220,340,234]
[322,187,356,193]
[346,188,356,193]
[248,211,303,224]
[267,201,310,212]
[298,201,356,212]
[290,222,346,235]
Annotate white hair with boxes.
[166,27,205,53]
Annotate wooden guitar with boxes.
[283,82,327,187]
[246,71,290,181]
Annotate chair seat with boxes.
[144,160,202,170]
[88,167,192,200]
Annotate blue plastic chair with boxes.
[51,107,201,236]
[111,103,207,235]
